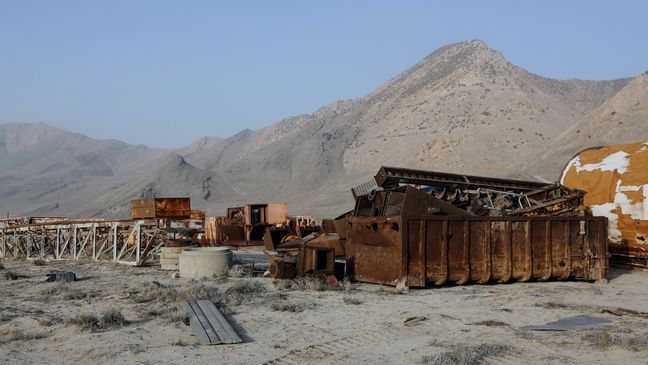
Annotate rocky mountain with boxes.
[0,123,170,217]
[532,72,648,177]
[78,154,242,218]
[0,40,644,218]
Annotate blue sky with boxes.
[0,1,646,147]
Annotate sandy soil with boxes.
[1,255,647,365]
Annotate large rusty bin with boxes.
[346,215,608,287]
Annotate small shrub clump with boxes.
[271,300,312,313]
[343,295,362,305]
[422,343,511,365]
[67,308,129,331]
[582,330,648,352]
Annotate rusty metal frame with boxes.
[0,218,202,266]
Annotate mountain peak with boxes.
[428,39,506,66]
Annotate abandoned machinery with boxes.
[267,166,608,287]
[1,165,613,288]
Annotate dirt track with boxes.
[1,258,647,365]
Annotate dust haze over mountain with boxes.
[1,40,645,219]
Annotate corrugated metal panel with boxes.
[347,215,608,287]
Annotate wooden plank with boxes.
[183,300,211,344]
[197,300,243,344]
[184,300,221,345]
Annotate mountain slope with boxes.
[80,155,242,217]
[533,73,648,179]
[0,123,170,217]
[180,40,631,216]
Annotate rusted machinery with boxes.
[266,233,345,280]
[345,167,608,287]
[204,203,289,246]
[131,198,192,219]
[372,166,586,216]
[203,203,321,247]
[265,212,348,280]
[561,142,648,268]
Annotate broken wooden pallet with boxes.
[184,299,242,345]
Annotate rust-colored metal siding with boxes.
[347,215,608,287]
[131,198,191,219]
[561,142,648,267]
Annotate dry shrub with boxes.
[3,271,17,280]
[67,313,101,331]
[0,313,18,323]
[67,308,129,331]
[287,276,325,291]
[39,284,90,301]
[422,343,511,365]
[170,339,186,346]
[32,259,47,266]
[40,284,67,296]
[37,317,61,327]
[101,308,128,328]
[582,329,648,352]
[0,327,49,344]
[343,295,362,305]
[228,265,253,278]
[224,281,269,305]
[135,281,182,304]
[0,262,4,270]
[183,282,224,304]
[271,300,313,313]
[137,279,280,319]
[63,290,89,301]
[470,320,509,327]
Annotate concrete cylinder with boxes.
[179,247,233,279]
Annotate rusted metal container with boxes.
[346,215,608,287]
[561,142,648,268]
[131,198,191,219]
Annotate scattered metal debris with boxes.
[46,271,76,282]
[404,316,426,326]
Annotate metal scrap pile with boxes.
[267,166,609,288]
[361,166,588,217]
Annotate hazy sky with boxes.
[1,1,646,147]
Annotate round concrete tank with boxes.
[179,247,233,279]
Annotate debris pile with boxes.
[267,166,608,287]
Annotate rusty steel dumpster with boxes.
[346,215,608,287]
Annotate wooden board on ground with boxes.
[183,299,242,345]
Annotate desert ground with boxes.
[1,253,647,365]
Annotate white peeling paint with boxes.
[615,188,647,221]
[591,203,622,241]
[576,151,630,174]
[559,156,579,185]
